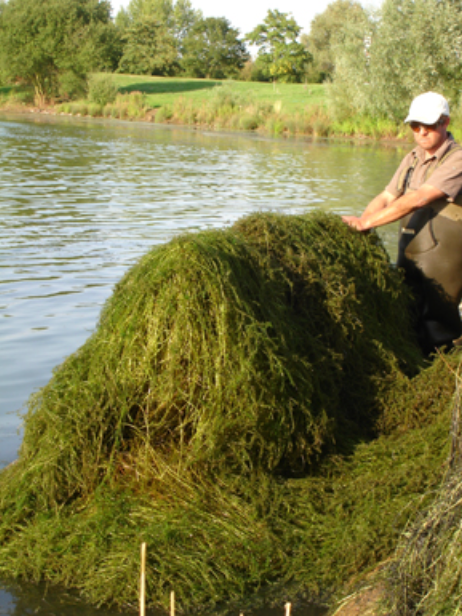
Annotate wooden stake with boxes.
[170,590,175,616]
[140,542,147,616]
[285,602,292,616]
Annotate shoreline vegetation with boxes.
[1,211,461,616]
[0,73,442,143]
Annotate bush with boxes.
[58,71,87,101]
[154,104,173,123]
[57,102,72,114]
[87,73,119,107]
[102,103,113,118]
[239,60,270,82]
[239,114,260,130]
[208,83,249,111]
[265,117,285,135]
[68,102,88,116]
[88,102,103,117]
[5,86,34,105]
[112,91,148,119]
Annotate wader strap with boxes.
[425,145,462,220]
[398,144,462,194]
[423,144,462,183]
[397,156,418,194]
[399,144,462,221]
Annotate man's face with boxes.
[411,117,450,156]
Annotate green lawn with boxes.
[112,74,327,112]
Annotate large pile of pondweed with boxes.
[0,211,457,612]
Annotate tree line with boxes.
[1,0,461,122]
[328,0,462,121]
[0,0,316,104]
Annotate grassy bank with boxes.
[0,75,419,141]
[1,210,461,614]
[114,74,327,112]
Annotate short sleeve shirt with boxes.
[386,134,462,202]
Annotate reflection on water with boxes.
[0,581,130,616]
[0,113,406,615]
[0,579,328,616]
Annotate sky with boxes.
[109,0,383,36]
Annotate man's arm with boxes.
[342,190,396,227]
[342,184,446,231]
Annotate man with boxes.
[342,91,462,354]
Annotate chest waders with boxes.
[397,146,462,354]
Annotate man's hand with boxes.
[341,215,367,231]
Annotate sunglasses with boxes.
[409,119,444,132]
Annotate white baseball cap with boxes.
[404,92,450,124]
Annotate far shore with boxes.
[0,74,421,144]
[0,98,414,148]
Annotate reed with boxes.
[140,543,146,616]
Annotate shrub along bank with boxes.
[0,75,425,141]
[1,211,461,614]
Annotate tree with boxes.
[115,6,131,32]
[0,0,6,85]
[124,0,173,26]
[118,16,178,75]
[121,0,200,38]
[329,0,462,120]
[0,0,120,104]
[369,0,462,117]
[181,17,249,78]
[172,0,201,49]
[116,0,201,74]
[246,10,311,83]
[303,0,368,82]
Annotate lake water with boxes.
[0,112,407,615]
